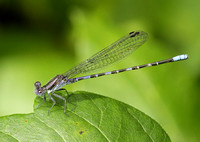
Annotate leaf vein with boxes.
[116,116,122,141]
[84,94,104,128]
[0,130,19,141]
[127,109,155,142]
[68,109,110,142]
[149,122,155,136]
[34,116,66,142]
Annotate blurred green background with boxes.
[0,0,199,141]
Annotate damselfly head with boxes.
[34,81,45,96]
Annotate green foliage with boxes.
[0,1,198,141]
[0,91,170,142]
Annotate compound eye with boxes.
[35,81,41,87]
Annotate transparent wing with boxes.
[63,31,148,79]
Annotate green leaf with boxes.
[0,91,170,142]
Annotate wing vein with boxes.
[63,31,148,79]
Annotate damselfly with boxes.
[34,31,188,114]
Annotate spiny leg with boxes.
[52,92,68,116]
[57,88,77,111]
[47,93,56,115]
[57,88,69,96]
[57,88,70,107]
[37,94,46,109]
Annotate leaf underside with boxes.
[0,91,170,142]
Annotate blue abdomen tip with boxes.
[173,54,188,61]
